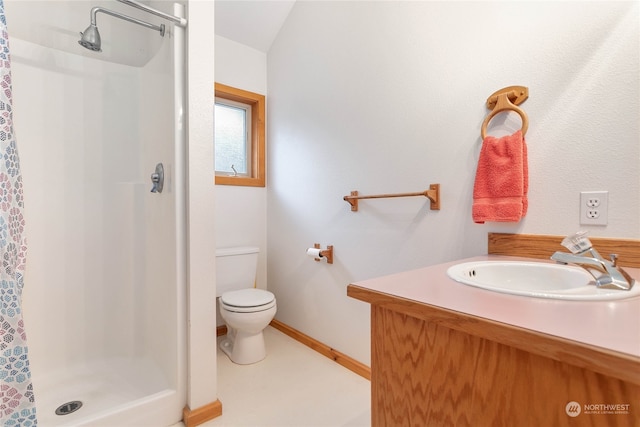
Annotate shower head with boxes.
[78,7,165,52]
[78,24,102,51]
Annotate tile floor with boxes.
[173,326,371,427]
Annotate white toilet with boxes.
[216,246,277,365]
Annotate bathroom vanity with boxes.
[347,234,640,427]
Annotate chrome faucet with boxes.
[550,232,635,291]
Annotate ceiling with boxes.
[214,0,296,53]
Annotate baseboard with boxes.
[216,325,227,337]
[269,319,371,381]
[183,400,222,427]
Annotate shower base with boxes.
[34,357,179,426]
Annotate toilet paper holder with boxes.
[309,243,334,264]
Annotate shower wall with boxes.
[7,0,185,425]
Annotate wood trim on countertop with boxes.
[347,284,640,386]
[488,232,640,267]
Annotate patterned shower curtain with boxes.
[0,1,36,425]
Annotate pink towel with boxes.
[472,130,528,223]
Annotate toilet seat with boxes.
[220,289,276,313]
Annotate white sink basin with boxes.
[446,261,640,301]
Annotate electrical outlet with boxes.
[586,197,600,208]
[580,191,608,225]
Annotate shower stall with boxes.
[7,0,187,425]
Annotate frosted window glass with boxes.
[215,102,249,175]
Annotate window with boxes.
[214,83,265,187]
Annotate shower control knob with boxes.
[150,173,160,191]
[150,163,164,193]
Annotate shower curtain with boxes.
[0,1,36,425]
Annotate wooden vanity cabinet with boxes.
[347,285,640,427]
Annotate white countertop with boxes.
[351,255,640,358]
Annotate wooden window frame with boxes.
[214,83,266,187]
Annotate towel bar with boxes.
[343,184,440,212]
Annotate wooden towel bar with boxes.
[343,184,440,212]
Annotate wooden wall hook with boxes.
[486,86,528,109]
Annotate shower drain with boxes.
[55,401,83,416]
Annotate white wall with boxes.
[214,35,268,327]
[186,0,218,411]
[266,1,640,365]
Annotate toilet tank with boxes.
[215,246,260,296]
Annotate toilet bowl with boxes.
[219,288,277,364]
[216,246,277,364]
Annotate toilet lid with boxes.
[221,289,275,308]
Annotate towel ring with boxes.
[481,86,529,139]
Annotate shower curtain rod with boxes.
[117,0,187,27]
